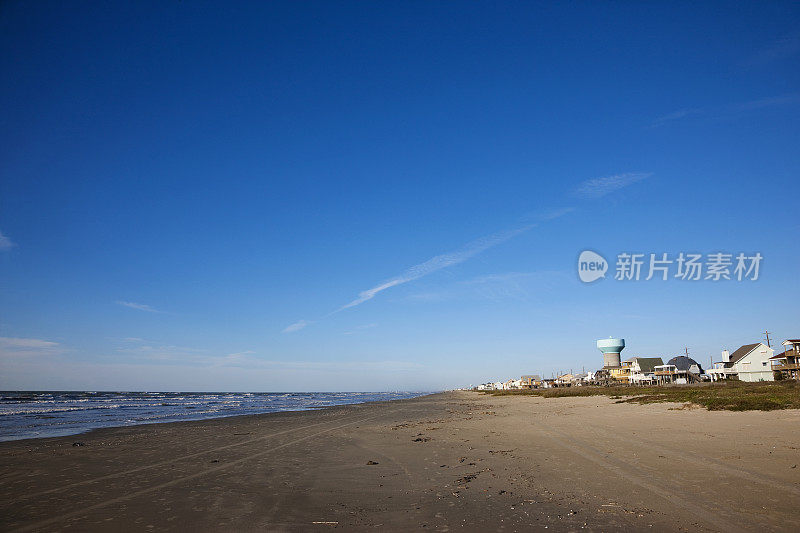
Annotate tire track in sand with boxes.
[8,408,404,533]
[534,425,747,533]
[8,403,400,503]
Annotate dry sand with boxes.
[1,391,799,532]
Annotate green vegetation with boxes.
[478,380,800,411]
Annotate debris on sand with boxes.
[366,460,379,465]
[457,473,479,484]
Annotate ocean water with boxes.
[0,391,427,442]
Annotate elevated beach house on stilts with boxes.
[770,339,800,380]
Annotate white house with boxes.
[555,373,574,386]
[570,372,589,385]
[627,357,663,384]
[654,364,688,384]
[708,343,774,382]
[506,379,523,389]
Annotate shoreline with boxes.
[2,391,799,531]
[0,391,437,444]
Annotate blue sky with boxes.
[1,1,799,391]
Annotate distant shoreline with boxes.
[0,390,436,443]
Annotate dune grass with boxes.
[478,380,800,411]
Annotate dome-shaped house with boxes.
[666,355,704,375]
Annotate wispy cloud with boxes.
[0,337,63,357]
[408,271,569,303]
[651,108,703,127]
[116,341,205,362]
[282,319,310,333]
[337,223,538,312]
[112,338,419,373]
[116,341,419,373]
[215,357,422,372]
[115,337,259,367]
[0,337,59,349]
[343,323,378,335]
[573,172,651,199]
[0,231,14,251]
[285,210,575,331]
[733,93,800,111]
[226,350,256,357]
[523,206,575,222]
[651,93,800,128]
[742,32,800,67]
[116,301,162,313]
[216,350,257,366]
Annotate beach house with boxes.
[540,379,555,389]
[708,343,775,382]
[555,373,574,386]
[653,364,686,384]
[520,375,542,388]
[627,357,663,384]
[609,360,632,382]
[570,372,589,385]
[667,356,704,376]
[770,339,800,380]
[654,356,707,384]
[498,379,523,390]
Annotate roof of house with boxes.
[631,357,664,372]
[783,339,800,345]
[728,343,761,363]
[666,355,704,373]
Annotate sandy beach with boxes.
[1,391,799,532]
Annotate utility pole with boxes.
[764,330,772,348]
[684,347,690,357]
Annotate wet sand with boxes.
[1,391,799,532]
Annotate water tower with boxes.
[597,337,625,368]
